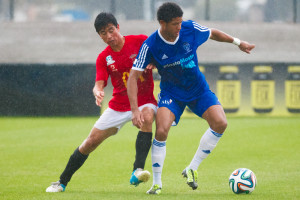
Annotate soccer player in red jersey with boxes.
[46,12,157,192]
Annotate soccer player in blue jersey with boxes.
[127,2,255,195]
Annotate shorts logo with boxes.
[106,55,115,66]
[161,99,172,105]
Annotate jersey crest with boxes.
[106,55,115,66]
[183,42,192,54]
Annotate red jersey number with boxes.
[122,70,145,88]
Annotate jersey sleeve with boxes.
[191,21,211,47]
[132,42,152,71]
[95,54,109,86]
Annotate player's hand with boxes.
[131,109,144,129]
[239,41,255,54]
[146,63,156,70]
[94,90,105,107]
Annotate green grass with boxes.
[0,117,299,200]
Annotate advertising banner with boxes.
[153,63,300,117]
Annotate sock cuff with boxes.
[76,147,89,158]
[137,131,153,139]
[209,128,223,137]
[153,139,166,147]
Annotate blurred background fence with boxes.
[1,63,299,116]
[0,0,299,23]
[0,0,299,116]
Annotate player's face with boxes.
[98,24,122,47]
[161,17,182,41]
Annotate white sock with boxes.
[151,138,166,187]
[189,128,223,170]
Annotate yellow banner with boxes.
[285,80,300,109]
[251,80,275,110]
[217,80,241,109]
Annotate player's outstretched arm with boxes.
[93,80,105,107]
[127,69,144,129]
[210,28,255,54]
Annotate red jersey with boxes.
[96,35,157,111]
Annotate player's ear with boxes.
[117,24,120,31]
[98,31,103,39]
[159,20,165,26]
[159,20,167,30]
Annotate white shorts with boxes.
[94,103,157,132]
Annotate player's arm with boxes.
[210,28,255,54]
[93,80,105,107]
[127,69,144,129]
[128,42,152,128]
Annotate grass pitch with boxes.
[0,116,299,200]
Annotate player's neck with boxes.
[159,29,177,43]
[111,36,125,52]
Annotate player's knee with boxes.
[220,119,228,132]
[211,118,227,134]
[143,113,154,126]
[155,127,168,141]
[142,108,154,124]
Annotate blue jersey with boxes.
[133,20,211,102]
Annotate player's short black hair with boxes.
[94,12,118,33]
[157,2,183,23]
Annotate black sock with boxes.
[133,131,152,171]
[59,147,89,186]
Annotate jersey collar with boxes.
[158,28,179,45]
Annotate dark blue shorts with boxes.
[157,91,220,125]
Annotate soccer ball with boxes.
[229,168,257,194]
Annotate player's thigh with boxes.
[157,93,186,126]
[188,91,220,119]
[202,105,227,133]
[94,107,132,132]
